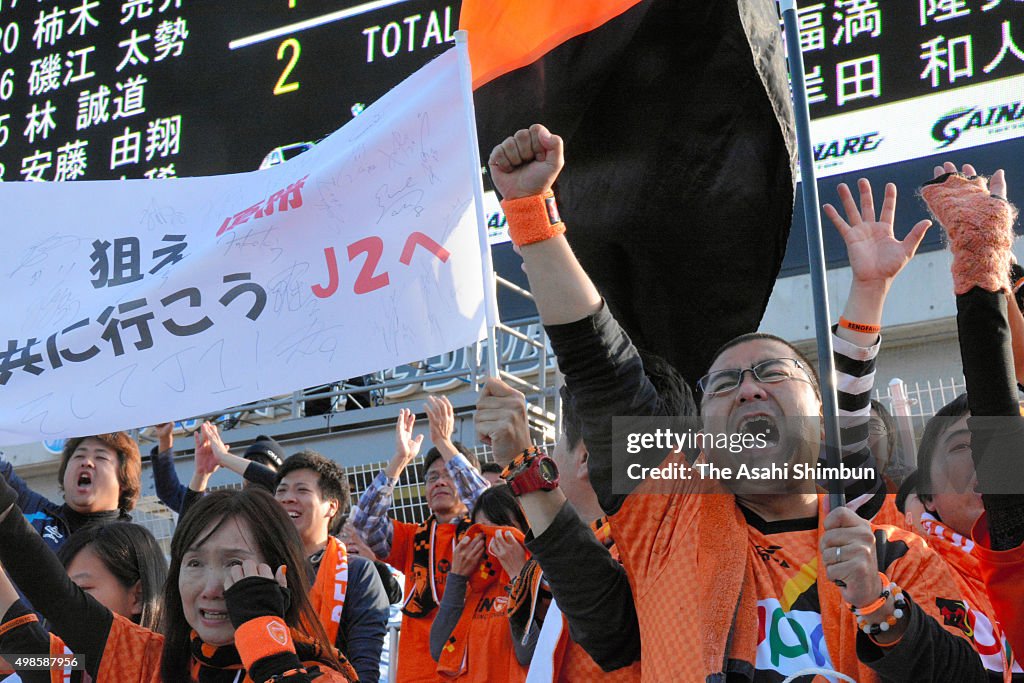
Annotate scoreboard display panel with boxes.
[782,0,1024,273]
[793,0,1024,178]
[0,0,459,180]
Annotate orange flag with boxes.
[459,0,643,89]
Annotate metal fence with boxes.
[871,376,967,475]
[873,377,966,437]
[130,496,178,557]
[132,447,506,552]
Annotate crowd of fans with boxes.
[0,124,1020,683]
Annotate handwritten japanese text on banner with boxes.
[0,47,489,445]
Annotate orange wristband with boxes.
[234,616,294,672]
[0,613,38,638]
[838,317,881,335]
[501,191,566,246]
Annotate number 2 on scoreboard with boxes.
[274,38,301,95]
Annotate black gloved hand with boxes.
[224,575,291,630]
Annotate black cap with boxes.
[243,435,285,469]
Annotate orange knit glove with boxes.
[921,173,1017,294]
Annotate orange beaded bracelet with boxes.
[846,573,907,636]
[846,572,892,617]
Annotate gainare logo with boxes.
[266,619,290,646]
[932,102,1024,148]
[813,132,882,161]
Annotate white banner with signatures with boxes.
[0,45,492,445]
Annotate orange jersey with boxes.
[95,614,164,683]
[556,534,641,682]
[872,494,910,531]
[437,570,527,683]
[386,519,462,683]
[437,524,527,683]
[610,464,975,682]
[922,514,1022,680]
[974,513,1024,672]
[558,634,641,682]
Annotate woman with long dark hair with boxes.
[0,479,357,682]
[161,488,354,681]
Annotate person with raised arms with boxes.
[916,162,1024,670]
[483,123,986,681]
[350,395,489,683]
[0,433,141,551]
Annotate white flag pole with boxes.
[779,0,844,510]
[455,30,501,380]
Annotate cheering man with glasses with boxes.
[483,123,987,681]
[351,395,489,683]
[698,357,814,397]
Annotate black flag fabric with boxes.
[462,0,797,387]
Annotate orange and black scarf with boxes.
[507,517,617,680]
[508,516,611,638]
[508,558,548,645]
[308,536,349,646]
[402,514,471,619]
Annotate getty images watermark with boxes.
[611,414,1024,495]
[622,425,873,486]
[612,416,889,496]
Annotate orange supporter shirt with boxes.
[974,513,1024,671]
[608,461,976,682]
[557,619,642,682]
[438,569,527,683]
[386,519,460,683]
[556,536,641,683]
[872,494,910,531]
[435,524,527,683]
[921,514,1022,680]
[94,613,164,683]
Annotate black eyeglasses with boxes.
[698,358,812,398]
[425,470,453,485]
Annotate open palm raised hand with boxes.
[823,179,931,287]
